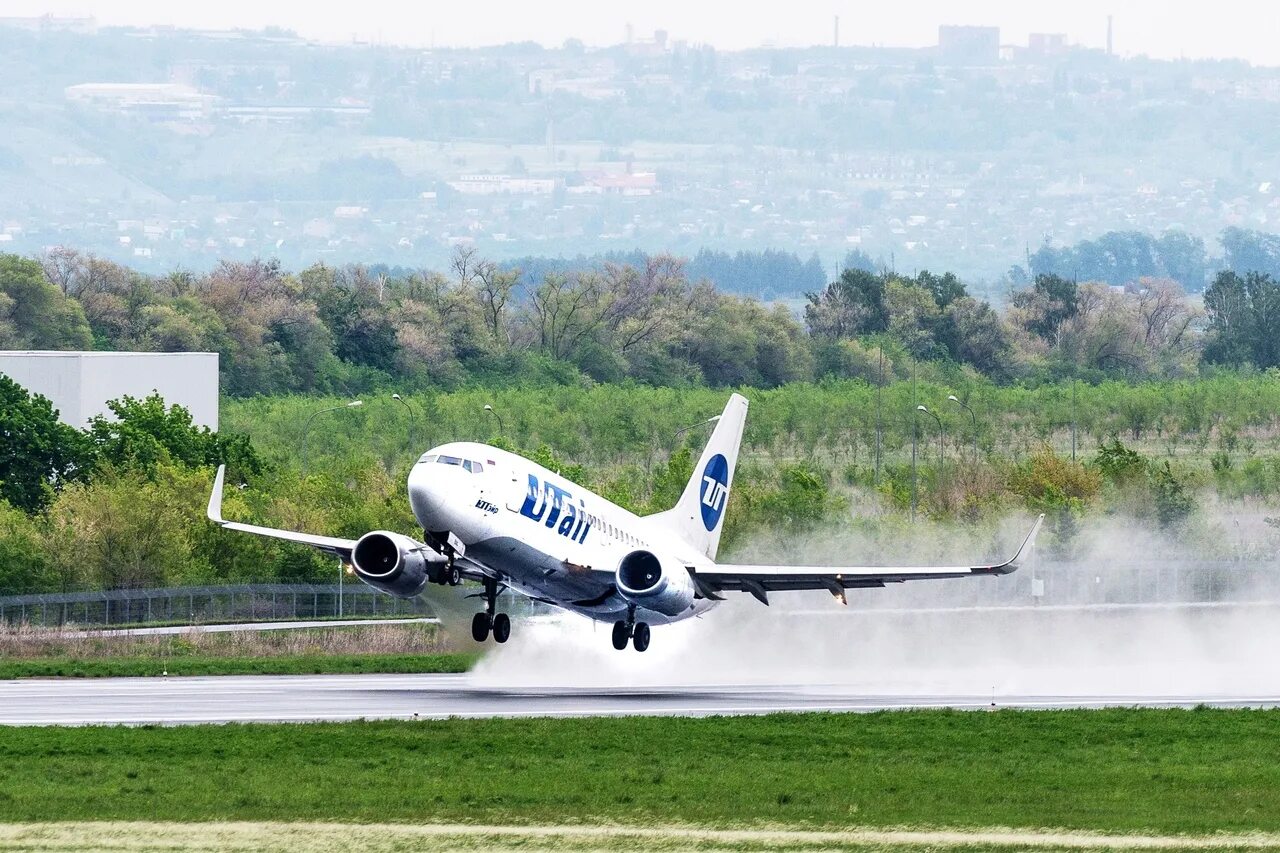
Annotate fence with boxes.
[0,583,431,628]
[2,558,1278,628]
[846,556,1280,612]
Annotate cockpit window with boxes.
[435,455,483,473]
[417,453,437,465]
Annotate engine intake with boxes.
[351,530,444,598]
[616,550,696,616]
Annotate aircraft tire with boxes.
[448,566,462,586]
[611,620,630,650]
[471,612,491,642]
[632,622,651,652]
[492,613,511,643]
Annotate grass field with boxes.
[0,710,1278,834]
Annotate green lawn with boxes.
[0,652,474,679]
[1,709,1278,833]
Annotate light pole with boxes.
[483,404,504,436]
[1071,379,1078,462]
[917,404,944,470]
[338,563,355,618]
[675,414,720,441]
[875,347,884,485]
[299,399,362,618]
[300,400,362,475]
[947,394,978,463]
[391,394,419,457]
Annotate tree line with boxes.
[1021,227,1280,294]
[2,244,1280,398]
[491,248,829,301]
[11,369,1280,595]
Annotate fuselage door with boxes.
[506,466,531,512]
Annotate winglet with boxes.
[207,464,226,524]
[981,513,1045,575]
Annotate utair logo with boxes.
[520,474,591,544]
[699,453,730,531]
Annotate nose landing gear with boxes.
[611,606,650,652]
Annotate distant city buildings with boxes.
[0,19,1276,282]
[937,25,1000,64]
[65,83,216,120]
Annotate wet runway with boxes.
[1,673,1278,725]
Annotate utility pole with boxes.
[875,348,883,484]
[910,361,917,522]
[1071,380,1078,462]
[910,418,917,523]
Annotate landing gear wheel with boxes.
[611,620,630,651]
[492,613,511,644]
[470,612,491,642]
[447,565,462,586]
[632,622,651,652]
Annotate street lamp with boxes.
[340,563,355,619]
[391,394,419,457]
[947,394,978,463]
[675,414,720,440]
[299,399,362,619]
[917,405,944,468]
[483,404,504,436]
[300,400,362,475]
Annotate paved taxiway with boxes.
[1,673,1278,725]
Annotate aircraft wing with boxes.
[206,465,357,560]
[690,515,1043,604]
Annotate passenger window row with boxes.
[582,511,645,549]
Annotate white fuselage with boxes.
[407,442,719,625]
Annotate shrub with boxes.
[1094,438,1147,486]
[1152,462,1196,529]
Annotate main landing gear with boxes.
[470,576,511,644]
[611,606,650,652]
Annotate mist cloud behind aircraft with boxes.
[7,0,1275,66]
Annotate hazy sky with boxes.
[7,0,1274,65]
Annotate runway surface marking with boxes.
[1,673,1279,725]
[3,822,1280,852]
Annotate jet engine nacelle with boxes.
[615,550,697,617]
[350,530,446,599]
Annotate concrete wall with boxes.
[0,351,219,429]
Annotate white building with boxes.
[64,83,216,120]
[0,352,219,429]
[448,175,557,195]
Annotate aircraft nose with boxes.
[408,461,443,518]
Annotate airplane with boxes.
[207,393,1042,652]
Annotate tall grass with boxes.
[0,622,451,660]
